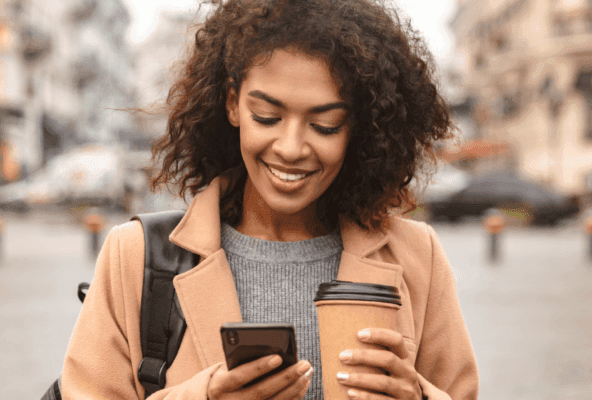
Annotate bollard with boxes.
[85,212,104,259]
[585,217,592,262]
[483,210,506,264]
[0,217,4,261]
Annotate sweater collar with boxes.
[169,175,391,259]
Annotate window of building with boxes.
[575,70,592,140]
[10,0,23,16]
[575,70,592,92]
[585,12,592,32]
[490,32,510,52]
[553,16,572,35]
[584,170,592,193]
[540,76,553,95]
[71,0,97,23]
[26,76,35,98]
[495,36,508,51]
[475,53,486,69]
[88,112,99,127]
[586,96,592,141]
[501,92,521,119]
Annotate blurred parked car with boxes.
[426,172,580,225]
[413,165,471,203]
[408,165,470,221]
[0,145,129,212]
[119,149,191,215]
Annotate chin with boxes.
[264,196,312,216]
[268,202,308,216]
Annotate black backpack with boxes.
[42,210,199,400]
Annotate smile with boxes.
[263,162,317,182]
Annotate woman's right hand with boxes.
[207,355,313,400]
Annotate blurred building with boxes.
[69,0,137,146]
[0,0,53,181]
[0,0,137,182]
[133,11,195,142]
[449,0,592,197]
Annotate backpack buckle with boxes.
[138,357,167,388]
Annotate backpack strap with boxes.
[40,377,62,400]
[132,210,200,398]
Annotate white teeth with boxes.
[267,165,308,181]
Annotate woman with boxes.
[60,0,479,399]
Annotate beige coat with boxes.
[61,177,479,399]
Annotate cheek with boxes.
[319,139,349,171]
[240,125,266,159]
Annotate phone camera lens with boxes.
[227,331,238,345]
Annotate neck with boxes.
[234,179,330,241]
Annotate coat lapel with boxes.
[168,177,406,368]
[338,215,403,288]
[170,178,242,368]
[173,248,242,368]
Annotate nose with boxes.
[271,120,311,162]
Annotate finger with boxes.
[293,379,312,400]
[337,371,417,399]
[248,359,313,398]
[339,348,405,377]
[218,354,284,392]
[345,388,393,400]
[270,374,312,400]
[357,328,410,360]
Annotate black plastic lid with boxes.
[314,280,402,306]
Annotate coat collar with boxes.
[169,177,223,258]
[169,175,392,259]
[170,175,401,369]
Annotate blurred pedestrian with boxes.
[55,1,478,399]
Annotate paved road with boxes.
[0,210,591,399]
[434,221,592,400]
[0,209,125,399]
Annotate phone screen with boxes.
[220,322,298,387]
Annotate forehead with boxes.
[241,48,343,104]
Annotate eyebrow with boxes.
[247,90,349,114]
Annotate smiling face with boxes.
[226,48,350,224]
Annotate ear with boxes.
[226,85,240,128]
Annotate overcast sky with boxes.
[122,0,457,64]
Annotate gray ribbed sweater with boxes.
[220,223,343,400]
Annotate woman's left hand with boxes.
[336,328,422,400]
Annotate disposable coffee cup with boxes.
[314,280,402,400]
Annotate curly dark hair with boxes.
[151,0,453,232]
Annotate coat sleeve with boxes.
[145,363,224,400]
[414,225,479,400]
[60,225,220,400]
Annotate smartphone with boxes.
[220,322,298,387]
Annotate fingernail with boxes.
[269,355,283,368]
[304,367,314,379]
[357,329,371,340]
[339,350,352,362]
[337,372,349,382]
[297,360,312,375]
[348,389,358,398]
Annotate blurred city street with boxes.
[2,0,592,397]
[0,210,591,399]
[437,219,592,400]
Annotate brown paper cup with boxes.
[315,299,400,400]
